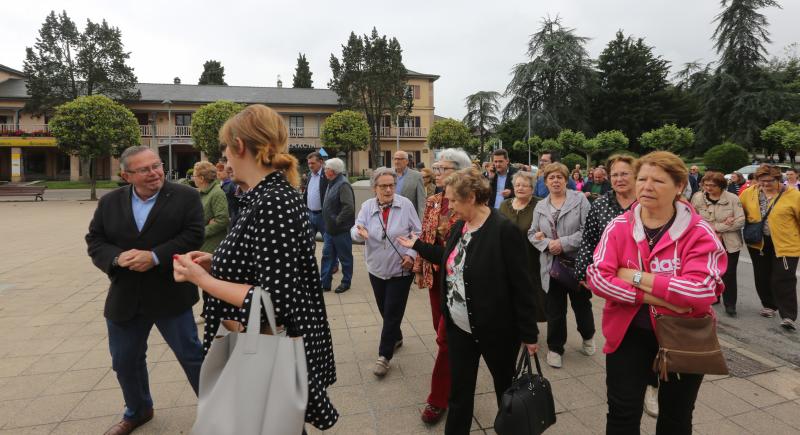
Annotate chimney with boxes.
[277,75,283,88]
[173,77,181,84]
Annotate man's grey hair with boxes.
[119,146,155,171]
[438,148,472,170]
[325,158,345,175]
[393,150,409,160]
[370,167,397,188]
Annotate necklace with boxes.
[643,213,676,247]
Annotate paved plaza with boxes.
[1,197,800,434]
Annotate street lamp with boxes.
[525,97,532,166]
[161,99,172,179]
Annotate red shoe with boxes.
[421,404,446,424]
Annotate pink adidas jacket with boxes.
[585,200,727,354]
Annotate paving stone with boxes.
[0,399,31,430]
[0,357,39,378]
[696,381,756,417]
[155,405,195,434]
[748,368,800,400]
[22,351,85,375]
[364,379,421,411]
[729,409,797,435]
[5,338,64,358]
[540,411,594,435]
[67,388,124,420]
[0,423,57,434]
[327,384,370,415]
[763,401,800,430]
[374,406,437,434]
[49,335,105,354]
[6,392,86,428]
[0,373,60,401]
[693,419,752,434]
[714,376,785,408]
[69,349,111,370]
[550,378,604,410]
[50,415,117,435]
[41,368,109,396]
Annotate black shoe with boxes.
[725,306,737,317]
[334,284,350,294]
[394,339,403,350]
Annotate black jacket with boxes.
[322,175,355,235]
[86,182,205,321]
[302,170,328,211]
[488,166,517,206]
[413,209,539,344]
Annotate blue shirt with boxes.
[307,169,323,211]
[494,172,508,208]
[396,169,407,195]
[534,177,577,198]
[132,188,161,265]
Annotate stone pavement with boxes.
[1,200,800,434]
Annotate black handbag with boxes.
[743,191,783,245]
[494,349,556,435]
[549,255,579,290]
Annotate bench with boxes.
[0,185,47,201]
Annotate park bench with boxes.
[0,184,46,201]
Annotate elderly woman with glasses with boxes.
[740,164,800,330]
[411,148,472,424]
[352,167,422,377]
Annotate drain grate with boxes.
[723,348,775,378]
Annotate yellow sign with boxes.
[0,137,57,147]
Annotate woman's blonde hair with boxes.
[634,151,688,190]
[541,162,569,181]
[219,104,300,187]
[193,161,217,183]
[444,167,491,204]
[607,154,636,171]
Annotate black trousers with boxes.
[445,320,519,435]
[369,273,413,360]
[606,327,703,435]
[721,251,740,309]
[546,278,595,354]
[748,236,799,320]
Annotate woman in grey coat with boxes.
[528,162,595,369]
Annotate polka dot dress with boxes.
[204,171,339,430]
[575,191,632,282]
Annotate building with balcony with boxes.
[0,63,438,182]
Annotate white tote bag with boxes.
[192,287,308,435]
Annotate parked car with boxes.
[726,164,794,181]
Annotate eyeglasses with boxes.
[757,178,778,184]
[432,166,456,174]
[610,172,631,179]
[377,183,396,190]
[126,162,164,175]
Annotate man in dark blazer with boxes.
[86,146,205,435]
[487,148,517,208]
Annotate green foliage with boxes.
[593,130,630,150]
[428,119,472,150]
[782,130,800,153]
[557,129,587,153]
[561,153,584,172]
[504,16,595,138]
[49,95,140,200]
[639,124,695,153]
[463,91,501,160]
[292,53,313,88]
[23,11,139,116]
[191,100,245,162]
[329,28,410,167]
[713,0,781,77]
[703,142,750,173]
[540,138,563,155]
[762,120,800,160]
[593,31,672,152]
[320,110,370,155]
[198,60,227,85]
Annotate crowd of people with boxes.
[85,102,800,435]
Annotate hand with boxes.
[118,249,155,272]
[502,189,512,198]
[187,251,213,273]
[173,253,210,285]
[396,233,418,249]
[664,302,692,314]
[585,192,591,198]
[548,239,562,255]
[416,272,425,288]
[401,255,414,271]
[533,231,545,241]
[222,320,244,332]
[524,342,540,355]
[355,224,369,240]
[723,216,735,226]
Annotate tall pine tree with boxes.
[23,10,139,116]
[198,60,227,85]
[292,53,313,88]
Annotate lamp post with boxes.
[161,99,172,179]
[525,97,532,166]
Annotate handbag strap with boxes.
[762,190,784,220]
[243,286,280,354]
[514,346,544,379]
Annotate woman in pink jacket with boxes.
[585,151,727,435]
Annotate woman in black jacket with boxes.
[397,167,540,435]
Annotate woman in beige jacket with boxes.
[691,172,745,316]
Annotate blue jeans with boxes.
[308,210,324,239]
[320,232,353,288]
[107,309,204,420]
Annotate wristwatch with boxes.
[112,256,120,268]
[632,270,643,287]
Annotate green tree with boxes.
[320,110,370,168]
[427,119,471,151]
[703,142,750,173]
[761,120,800,162]
[198,60,227,85]
[49,95,139,200]
[560,153,584,172]
[540,138,564,156]
[23,10,139,116]
[504,16,595,138]
[592,31,672,152]
[191,100,245,162]
[639,124,695,154]
[463,91,501,160]
[292,53,314,88]
[511,135,543,164]
[580,130,630,167]
[329,28,411,167]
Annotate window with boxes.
[411,85,421,99]
[289,116,304,137]
[174,113,192,126]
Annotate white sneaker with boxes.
[581,338,596,356]
[644,385,659,417]
[546,351,563,368]
[781,318,796,331]
[760,308,776,318]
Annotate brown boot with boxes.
[104,408,154,435]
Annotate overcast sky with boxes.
[2,0,797,120]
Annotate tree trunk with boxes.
[89,158,97,201]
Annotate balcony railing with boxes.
[138,125,193,137]
[379,126,428,138]
[289,127,320,138]
[0,124,50,136]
